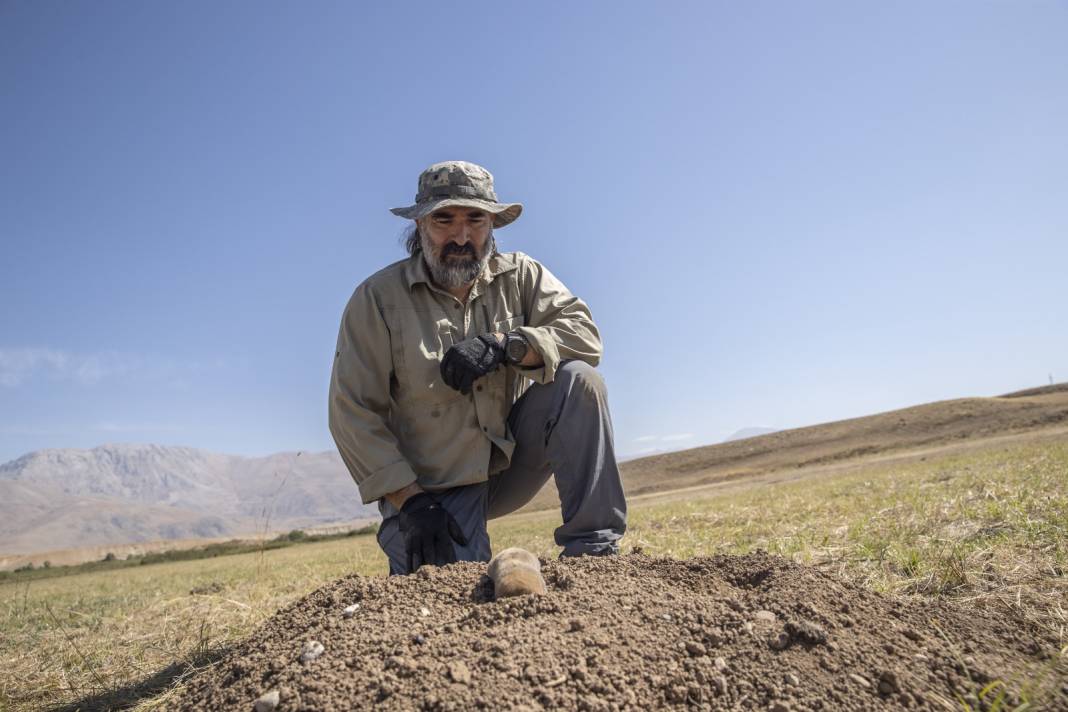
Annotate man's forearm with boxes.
[385,481,424,509]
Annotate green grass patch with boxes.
[2,441,1065,711]
[0,524,380,585]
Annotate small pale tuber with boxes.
[487,547,547,599]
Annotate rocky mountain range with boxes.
[0,443,379,555]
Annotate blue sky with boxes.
[1,1,1066,464]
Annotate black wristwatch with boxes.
[503,331,529,365]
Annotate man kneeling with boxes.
[328,160,627,574]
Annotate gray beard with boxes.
[421,233,496,290]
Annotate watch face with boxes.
[506,335,527,363]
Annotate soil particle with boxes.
[877,670,899,696]
[447,660,471,684]
[166,552,1063,711]
[768,631,791,651]
[848,672,870,688]
[253,689,279,712]
[685,641,707,657]
[298,641,323,663]
[753,610,777,624]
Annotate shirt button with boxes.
[476,385,483,392]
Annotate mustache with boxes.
[441,243,476,258]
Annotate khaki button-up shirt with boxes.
[328,250,602,504]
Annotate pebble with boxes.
[299,640,325,663]
[569,619,585,632]
[878,670,899,695]
[713,656,728,671]
[848,672,870,688]
[253,690,279,712]
[412,633,426,645]
[784,673,800,687]
[768,632,791,651]
[685,641,707,657]
[770,703,791,712]
[753,610,777,624]
[342,604,360,618]
[419,606,430,617]
[448,660,472,684]
[712,675,729,696]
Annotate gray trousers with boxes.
[376,360,627,575]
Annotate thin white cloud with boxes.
[0,348,69,387]
[0,347,228,388]
[633,435,658,443]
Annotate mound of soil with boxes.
[168,553,1064,711]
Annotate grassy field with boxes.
[2,439,1066,711]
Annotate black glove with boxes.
[397,492,468,573]
[440,333,506,394]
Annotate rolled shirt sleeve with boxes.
[515,255,602,384]
[328,283,418,504]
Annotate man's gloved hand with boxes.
[397,492,468,573]
[440,333,506,394]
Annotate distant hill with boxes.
[518,385,1068,512]
[0,444,377,555]
[724,427,779,442]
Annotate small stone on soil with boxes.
[714,656,728,671]
[848,672,870,688]
[253,689,279,712]
[419,606,430,617]
[769,632,791,650]
[299,640,324,663]
[753,610,777,624]
[448,660,472,684]
[685,641,707,657]
[342,604,359,618]
[878,670,899,695]
[785,673,800,686]
[568,618,585,632]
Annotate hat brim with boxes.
[390,198,523,228]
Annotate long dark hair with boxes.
[403,224,422,255]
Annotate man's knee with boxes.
[556,360,607,398]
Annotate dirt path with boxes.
[166,553,1065,711]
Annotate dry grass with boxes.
[1,440,1065,711]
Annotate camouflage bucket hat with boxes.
[390,160,523,228]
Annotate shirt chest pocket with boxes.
[390,314,461,404]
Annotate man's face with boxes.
[417,207,495,290]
